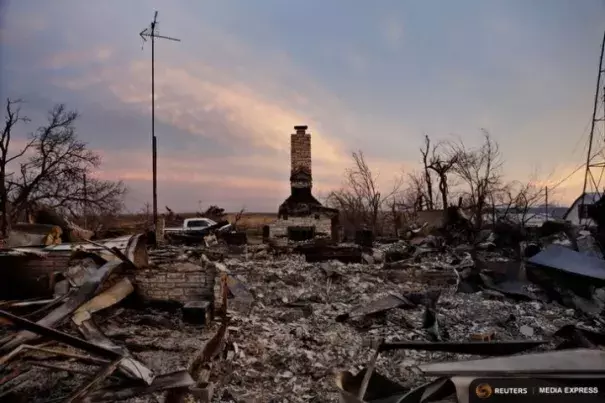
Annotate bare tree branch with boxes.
[420,135,435,210]
[2,101,127,232]
[1,98,31,237]
[427,139,459,210]
[326,150,403,235]
[449,130,503,229]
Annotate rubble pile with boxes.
[1,212,605,402]
[207,242,588,402]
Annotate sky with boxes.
[1,0,604,213]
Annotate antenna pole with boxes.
[139,11,181,245]
[151,13,157,241]
[582,30,605,200]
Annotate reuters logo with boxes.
[475,383,493,399]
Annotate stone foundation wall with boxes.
[268,215,332,238]
[133,261,216,304]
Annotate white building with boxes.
[562,192,601,227]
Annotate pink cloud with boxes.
[42,45,114,70]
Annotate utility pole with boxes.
[139,11,181,244]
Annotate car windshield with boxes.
[186,220,211,228]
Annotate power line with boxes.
[549,162,586,191]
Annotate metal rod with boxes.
[357,347,380,401]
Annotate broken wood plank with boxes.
[65,357,123,403]
[0,344,109,367]
[0,310,122,361]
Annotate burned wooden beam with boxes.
[0,310,122,361]
[0,344,109,367]
[65,357,123,403]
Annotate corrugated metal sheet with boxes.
[1,234,148,267]
[419,348,605,376]
[527,244,605,281]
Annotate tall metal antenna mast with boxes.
[139,11,181,242]
[581,30,605,219]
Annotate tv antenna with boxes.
[139,10,181,244]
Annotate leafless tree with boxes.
[0,99,32,237]
[3,101,126,228]
[450,130,503,229]
[420,135,435,210]
[428,140,459,210]
[494,179,544,226]
[327,150,403,234]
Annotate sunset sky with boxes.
[1,0,604,212]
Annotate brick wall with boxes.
[0,253,72,299]
[133,261,216,304]
[291,126,312,184]
[268,215,332,238]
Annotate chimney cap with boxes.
[294,125,308,132]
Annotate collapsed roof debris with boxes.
[0,202,605,402]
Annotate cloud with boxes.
[93,146,410,208]
[380,15,405,50]
[43,46,114,70]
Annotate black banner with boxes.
[469,378,605,403]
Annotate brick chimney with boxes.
[290,125,312,190]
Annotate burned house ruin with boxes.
[269,125,338,241]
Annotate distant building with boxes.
[485,205,568,228]
[563,192,601,227]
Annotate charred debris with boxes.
[0,197,605,403]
